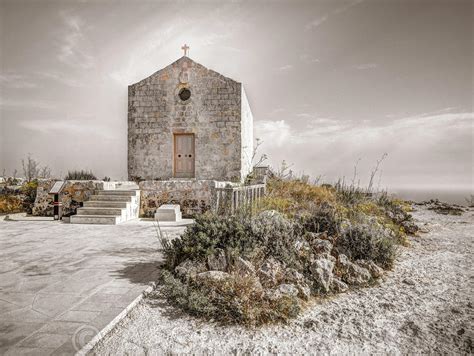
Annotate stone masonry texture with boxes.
[127,56,253,181]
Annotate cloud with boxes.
[305,15,329,30]
[306,0,365,31]
[354,63,378,70]
[254,120,293,147]
[0,98,56,110]
[278,64,293,71]
[57,11,95,69]
[256,111,473,187]
[19,118,116,140]
[300,54,320,64]
[0,74,38,89]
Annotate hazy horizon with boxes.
[1,0,472,191]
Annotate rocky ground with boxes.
[92,205,473,355]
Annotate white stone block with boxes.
[155,204,182,222]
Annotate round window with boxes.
[178,88,191,101]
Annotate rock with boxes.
[402,278,415,286]
[309,256,335,293]
[312,239,333,255]
[284,268,311,300]
[234,257,256,277]
[207,249,227,271]
[265,283,299,301]
[258,257,285,287]
[330,277,349,293]
[195,271,230,282]
[175,260,207,279]
[337,254,371,286]
[355,260,384,278]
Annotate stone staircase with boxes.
[70,189,140,225]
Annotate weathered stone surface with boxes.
[265,284,299,301]
[284,268,311,300]
[207,249,227,271]
[330,277,349,293]
[312,239,333,255]
[355,260,384,278]
[33,180,112,216]
[310,256,335,293]
[257,257,285,288]
[337,254,372,285]
[139,179,215,217]
[234,257,256,277]
[175,260,207,279]
[195,271,231,282]
[128,56,253,182]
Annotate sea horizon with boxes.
[388,187,473,206]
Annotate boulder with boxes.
[337,254,371,285]
[285,268,311,300]
[195,271,230,282]
[265,283,299,301]
[312,239,333,255]
[207,249,227,271]
[330,277,349,293]
[309,256,335,293]
[355,260,384,278]
[175,260,207,279]
[234,257,256,277]
[258,257,285,287]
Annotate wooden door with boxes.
[174,134,195,178]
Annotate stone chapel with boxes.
[127,51,253,182]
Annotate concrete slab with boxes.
[0,217,186,355]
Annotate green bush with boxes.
[335,222,397,269]
[159,270,301,326]
[20,180,38,214]
[158,176,417,326]
[64,170,97,180]
[162,212,256,270]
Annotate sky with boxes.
[0,0,472,192]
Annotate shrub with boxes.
[159,270,301,326]
[335,221,397,269]
[20,180,38,214]
[64,170,97,180]
[158,176,417,326]
[0,194,23,214]
[162,211,256,270]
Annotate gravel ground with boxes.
[92,206,473,355]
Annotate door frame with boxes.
[173,133,195,178]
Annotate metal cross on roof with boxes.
[181,44,190,56]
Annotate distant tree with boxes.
[21,154,52,181]
[22,154,40,182]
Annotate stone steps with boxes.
[76,207,124,216]
[70,215,121,225]
[70,189,140,225]
[83,201,128,208]
[89,195,132,201]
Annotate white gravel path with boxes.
[92,206,473,355]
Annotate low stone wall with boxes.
[33,180,108,216]
[139,180,217,218]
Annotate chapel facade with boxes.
[127,54,253,182]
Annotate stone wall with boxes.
[33,180,110,216]
[240,87,254,180]
[128,56,251,182]
[139,180,217,218]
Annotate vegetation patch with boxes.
[157,175,420,326]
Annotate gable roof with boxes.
[129,56,240,87]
